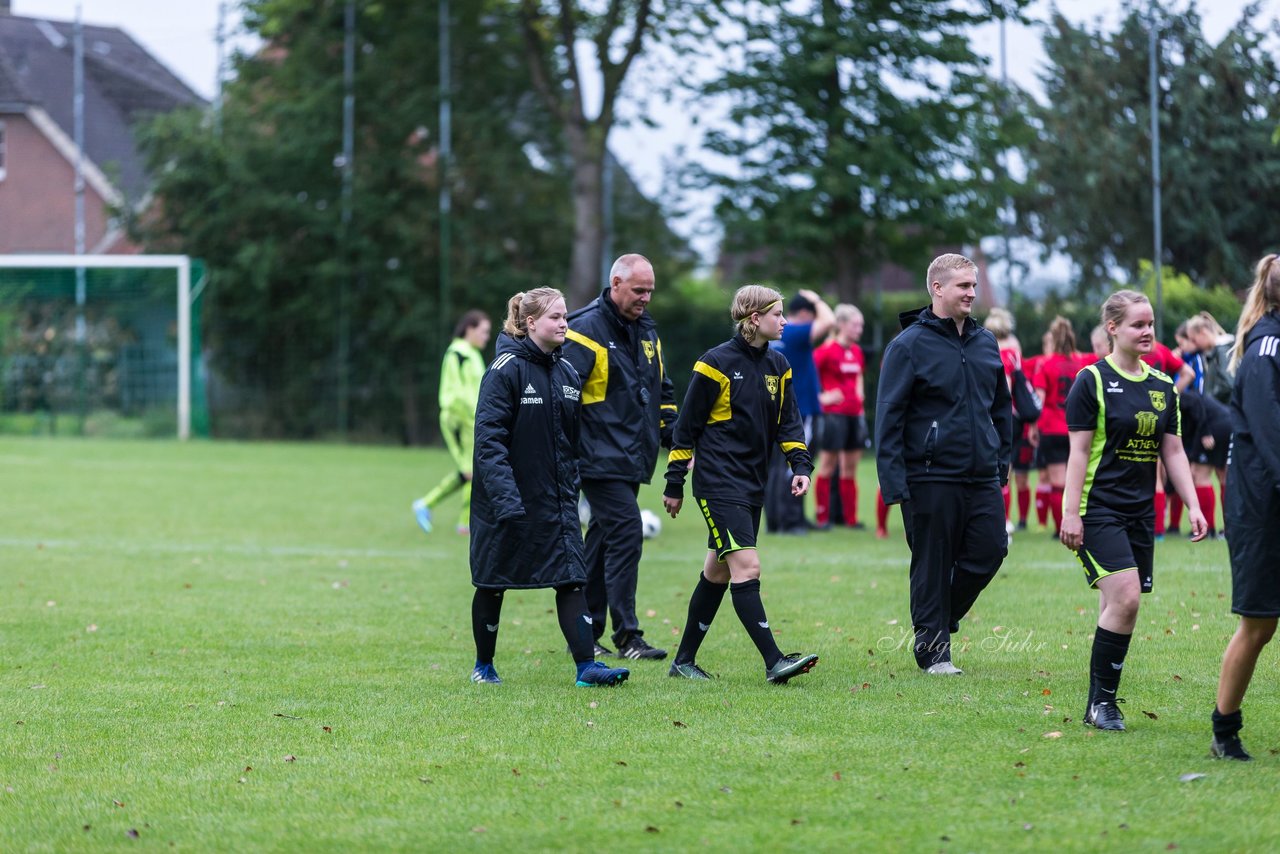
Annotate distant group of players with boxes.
[412,249,1280,762]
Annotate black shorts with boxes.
[817,413,869,452]
[1012,429,1036,473]
[1191,430,1230,469]
[1226,443,1280,617]
[1074,512,1154,592]
[1040,433,1070,466]
[696,497,761,561]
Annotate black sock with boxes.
[1090,626,1131,704]
[555,584,594,665]
[674,572,729,664]
[1212,707,1243,740]
[730,579,783,670]
[472,588,504,665]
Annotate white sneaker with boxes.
[922,661,963,675]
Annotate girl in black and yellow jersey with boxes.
[662,285,819,684]
[1211,253,1280,761]
[1061,290,1207,731]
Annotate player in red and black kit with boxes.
[1139,338,1194,537]
[1061,291,1206,732]
[813,304,869,529]
[1033,317,1085,535]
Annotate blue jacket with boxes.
[470,333,586,590]
[874,306,1013,504]
[1228,311,1280,492]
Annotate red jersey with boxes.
[1141,341,1185,377]
[999,347,1020,383]
[1034,352,1085,435]
[813,339,865,416]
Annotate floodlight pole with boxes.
[73,6,87,431]
[338,0,356,439]
[439,0,452,347]
[1149,9,1164,341]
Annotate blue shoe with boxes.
[575,660,630,687]
[412,498,433,534]
[470,663,501,684]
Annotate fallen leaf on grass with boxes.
[322,726,332,733]
[1042,689,1051,696]
[832,772,842,781]
[1173,674,1183,682]
[1142,710,1158,720]
[645,826,660,833]
[791,818,803,826]
[113,800,125,808]
[471,826,487,834]
[273,713,301,720]
[126,829,139,838]
[283,755,297,763]
[615,760,627,766]
[1043,731,1063,739]
[672,721,687,728]
[674,801,683,808]
[1178,773,1205,783]
[418,777,432,784]
[511,768,520,776]
[719,786,732,794]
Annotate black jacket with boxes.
[470,333,586,590]
[664,334,812,505]
[874,307,1013,504]
[1228,311,1280,493]
[562,289,678,484]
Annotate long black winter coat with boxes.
[470,333,586,590]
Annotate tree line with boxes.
[129,0,1280,441]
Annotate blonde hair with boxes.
[1046,315,1077,356]
[925,253,977,293]
[731,284,784,343]
[1187,311,1227,338]
[1232,253,1280,369]
[834,303,863,325]
[984,307,1014,339]
[502,287,564,338]
[1100,290,1150,343]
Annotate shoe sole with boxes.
[576,670,630,688]
[1210,740,1252,761]
[1083,718,1125,732]
[767,655,819,684]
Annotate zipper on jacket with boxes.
[924,420,938,472]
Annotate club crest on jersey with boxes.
[765,375,779,398]
[1135,410,1159,437]
[1148,390,1166,411]
[642,340,656,363]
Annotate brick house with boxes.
[0,2,204,254]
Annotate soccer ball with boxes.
[640,508,662,539]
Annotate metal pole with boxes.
[214,0,226,138]
[74,6,87,431]
[999,13,1014,306]
[1149,10,1164,341]
[601,154,613,288]
[439,0,452,344]
[338,0,355,438]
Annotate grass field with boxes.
[2,436,1279,852]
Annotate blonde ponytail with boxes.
[1232,254,1280,370]
[502,287,564,338]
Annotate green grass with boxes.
[1,436,1278,851]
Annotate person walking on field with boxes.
[1059,290,1206,732]
[875,253,1013,675]
[467,288,630,688]
[562,253,677,662]
[812,303,870,530]
[663,285,820,684]
[413,310,490,535]
[1211,253,1280,760]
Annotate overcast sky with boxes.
[12,0,1280,264]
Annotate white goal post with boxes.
[0,254,198,439]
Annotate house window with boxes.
[0,120,7,181]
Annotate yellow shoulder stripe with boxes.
[564,329,608,405]
[668,448,693,463]
[780,441,807,453]
[693,360,732,423]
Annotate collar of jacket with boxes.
[1245,310,1280,350]
[496,332,560,365]
[598,288,638,331]
[900,305,981,340]
[731,332,770,360]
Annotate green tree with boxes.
[1018,2,1280,287]
[133,0,690,440]
[690,0,1031,301]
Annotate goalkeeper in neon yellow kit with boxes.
[414,310,491,535]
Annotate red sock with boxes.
[1017,485,1031,524]
[815,476,830,526]
[1002,484,1012,520]
[1168,494,1184,530]
[1050,486,1064,531]
[1154,492,1166,536]
[1036,484,1051,526]
[1196,485,1216,533]
[839,478,859,526]
[876,489,889,532]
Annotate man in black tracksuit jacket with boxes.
[875,254,1013,673]
[562,254,678,660]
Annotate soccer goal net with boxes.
[0,254,207,440]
